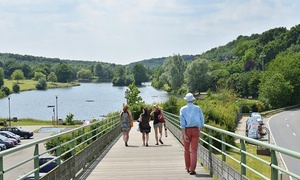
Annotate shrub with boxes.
[36,77,47,90]
[12,83,20,93]
[1,86,10,96]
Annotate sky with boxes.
[0,0,300,65]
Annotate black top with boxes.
[153,110,161,124]
[139,114,151,133]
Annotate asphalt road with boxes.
[268,109,300,179]
[2,126,53,180]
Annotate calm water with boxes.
[0,82,169,121]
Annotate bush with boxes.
[162,96,179,114]
[1,86,10,96]
[12,83,20,93]
[36,77,47,90]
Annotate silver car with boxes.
[0,131,21,143]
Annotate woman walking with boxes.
[138,107,151,146]
[120,104,133,147]
[150,105,164,145]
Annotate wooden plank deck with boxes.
[82,122,213,180]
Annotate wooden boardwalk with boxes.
[81,122,213,180]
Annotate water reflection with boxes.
[0,82,169,121]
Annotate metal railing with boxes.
[1,111,300,180]
[0,115,121,180]
[163,111,300,180]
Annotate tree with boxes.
[36,77,47,90]
[125,82,143,106]
[11,69,25,83]
[3,60,21,78]
[55,63,73,83]
[21,63,32,78]
[184,59,212,94]
[162,54,185,92]
[77,68,93,80]
[47,72,58,82]
[94,63,104,79]
[0,68,4,87]
[33,71,46,81]
[259,73,293,108]
[133,64,148,85]
[12,83,20,93]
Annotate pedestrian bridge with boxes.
[1,112,300,180]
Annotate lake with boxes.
[0,82,169,121]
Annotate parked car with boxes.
[0,126,33,139]
[39,156,63,173]
[0,131,21,143]
[17,172,46,180]
[0,143,6,151]
[0,135,14,149]
[0,134,18,146]
[250,112,264,125]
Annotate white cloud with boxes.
[0,0,300,64]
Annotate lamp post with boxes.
[8,96,11,126]
[47,105,55,125]
[261,55,266,71]
[56,95,58,126]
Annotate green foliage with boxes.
[259,73,293,108]
[0,68,4,87]
[35,77,47,90]
[162,96,179,114]
[133,64,148,85]
[184,58,212,94]
[1,86,10,96]
[44,117,120,160]
[47,72,58,82]
[77,68,93,80]
[202,121,235,150]
[11,69,25,82]
[12,83,20,93]
[33,71,46,81]
[55,63,73,83]
[125,83,143,106]
[65,113,75,125]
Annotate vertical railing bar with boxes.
[240,140,246,177]
[34,144,39,179]
[271,150,278,180]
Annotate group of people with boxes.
[119,104,165,147]
[120,93,205,176]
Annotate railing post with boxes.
[271,150,278,180]
[72,132,75,156]
[82,128,85,149]
[56,137,61,165]
[34,144,39,179]
[209,129,213,176]
[221,134,226,162]
[240,140,246,176]
[0,157,3,180]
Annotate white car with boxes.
[250,112,264,125]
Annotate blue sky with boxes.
[0,0,299,65]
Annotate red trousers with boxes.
[182,127,200,172]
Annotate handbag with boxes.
[129,120,133,127]
[158,113,165,123]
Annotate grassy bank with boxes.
[4,79,79,92]
[0,118,53,126]
[216,143,271,179]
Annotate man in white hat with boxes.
[179,93,205,175]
